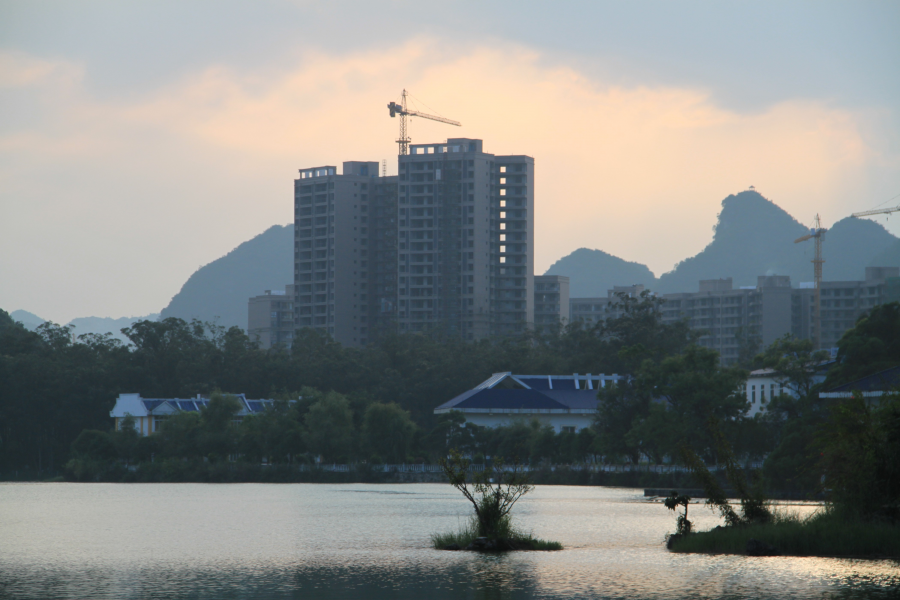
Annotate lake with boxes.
[1,483,897,599]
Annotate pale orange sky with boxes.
[1,2,899,323]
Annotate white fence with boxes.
[296,461,764,473]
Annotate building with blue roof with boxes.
[819,366,900,400]
[110,393,279,436]
[434,372,624,433]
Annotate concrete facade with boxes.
[569,268,898,366]
[248,285,295,349]
[292,139,534,347]
[396,139,534,339]
[293,162,386,347]
[534,275,570,326]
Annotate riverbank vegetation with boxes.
[669,509,900,557]
[667,372,900,557]
[2,300,899,503]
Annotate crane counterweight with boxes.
[387,89,460,155]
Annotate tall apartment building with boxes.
[293,138,535,347]
[396,139,534,339]
[248,285,295,349]
[568,267,898,365]
[534,275,569,326]
[293,162,383,346]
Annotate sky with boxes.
[2,0,899,323]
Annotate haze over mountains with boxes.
[548,190,899,297]
[10,310,159,343]
[9,190,899,335]
[159,225,294,330]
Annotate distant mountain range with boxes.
[549,191,899,297]
[9,310,159,343]
[15,191,895,334]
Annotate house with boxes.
[109,393,278,436]
[818,366,900,400]
[744,357,835,416]
[434,372,624,433]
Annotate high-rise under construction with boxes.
[292,138,534,347]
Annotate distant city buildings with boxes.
[566,267,900,366]
[239,135,899,358]
[534,275,569,327]
[247,285,294,349]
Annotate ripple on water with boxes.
[0,482,897,599]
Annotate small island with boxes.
[432,450,562,552]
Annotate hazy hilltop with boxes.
[550,190,899,297]
[7,309,158,342]
[544,248,657,297]
[869,236,900,270]
[68,315,159,342]
[159,224,293,330]
[654,191,897,293]
[10,309,44,330]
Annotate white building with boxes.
[109,393,277,436]
[434,372,624,433]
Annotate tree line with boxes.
[2,298,899,495]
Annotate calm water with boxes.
[1,483,897,599]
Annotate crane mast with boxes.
[387,89,461,155]
[794,214,826,349]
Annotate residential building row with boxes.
[567,267,899,365]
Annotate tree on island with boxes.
[434,450,560,551]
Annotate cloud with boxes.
[0,40,898,321]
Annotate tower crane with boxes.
[851,205,900,219]
[387,89,461,155]
[794,214,826,349]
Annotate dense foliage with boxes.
[2,300,900,513]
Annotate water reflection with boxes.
[0,483,897,600]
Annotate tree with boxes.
[754,334,829,398]
[439,449,534,540]
[817,393,900,518]
[362,402,417,463]
[198,392,242,461]
[596,345,747,463]
[664,491,692,535]
[304,392,354,462]
[825,302,900,387]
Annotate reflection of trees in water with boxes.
[4,557,899,600]
[285,558,540,600]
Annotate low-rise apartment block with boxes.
[569,267,898,365]
[534,275,569,326]
[248,285,295,349]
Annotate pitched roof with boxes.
[110,393,279,418]
[820,366,900,398]
[434,372,625,415]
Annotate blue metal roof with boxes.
[827,366,900,393]
[454,389,570,410]
[142,400,164,412]
[435,373,618,414]
[177,400,198,411]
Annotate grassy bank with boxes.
[431,518,562,552]
[669,509,900,558]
